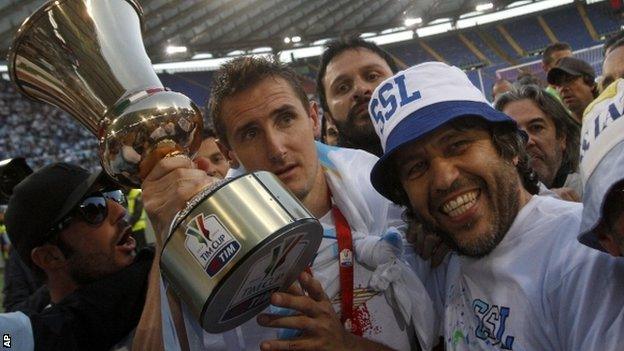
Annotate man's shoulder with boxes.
[318,142,403,234]
[316,142,378,171]
[318,142,389,203]
[534,194,582,212]
[522,195,583,252]
[493,196,583,281]
[505,195,581,248]
[527,197,624,293]
[529,195,583,229]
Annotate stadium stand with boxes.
[158,71,213,107]
[423,34,483,68]
[544,6,597,48]
[502,17,551,55]
[482,24,523,60]
[461,30,503,64]
[586,0,623,36]
[1,2,622,171]
[386,41,435,69]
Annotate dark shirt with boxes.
[3,247,46,313]
[29,246,154,351]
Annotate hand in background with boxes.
[551,187,581,202]
[406,220,450,268]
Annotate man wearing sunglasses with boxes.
[4,162,153,350]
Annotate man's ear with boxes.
[216,139,240,169]
[31,245,67,271]
[596,223,623,257]
[309,100,321,134]
[598,233,622,257]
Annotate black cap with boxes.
[547,57,596,85]
[5,163,106,267]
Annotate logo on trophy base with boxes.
[185,213,241,277]
[220,233,309,322]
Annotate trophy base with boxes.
[160,171,323,333]
[200,218,319,332]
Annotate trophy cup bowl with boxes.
[8,0,322,332]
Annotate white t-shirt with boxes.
[164,144,434,350]
[182,211,419,351]
[440,195,624,350]
[314,211,418,351]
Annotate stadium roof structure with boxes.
[0,0,537,63]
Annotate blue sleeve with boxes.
[0,311,34,351]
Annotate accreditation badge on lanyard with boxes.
[332,204,362,336]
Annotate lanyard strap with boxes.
[333,205,362,336]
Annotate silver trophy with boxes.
[9,0,322,332]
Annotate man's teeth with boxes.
[442,191,478,217]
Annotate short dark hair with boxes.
[602,37,624,89]
[604,31,624,54]
[495,85,581,185]
[316,35,401,112]
[543,42,571,66]
[514,72,545,88]
[384,117,539,207]
[603,180,624,231]
[201,127,217,140]
[605,37,624,59]
[209,56,309,146]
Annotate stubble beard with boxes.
[528,146,563,188]
[415,162,522,258]
[292,161,323,207]
[67,251,122,285]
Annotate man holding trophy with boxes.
[7,0,438,350]
[141,57,438,350]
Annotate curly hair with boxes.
[384,117,539,208]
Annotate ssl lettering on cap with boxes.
[369,74,421,134]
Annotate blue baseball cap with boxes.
[577,78,624,251]
[368,62,515,201]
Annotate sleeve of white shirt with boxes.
[548,246,624,350]
[160,278,183,351]
[0,311,34,351]
[404,245,449,338]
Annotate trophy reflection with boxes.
[9,0,322,332]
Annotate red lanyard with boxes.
[332,205,363,336]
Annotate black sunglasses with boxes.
[47,190,126,239]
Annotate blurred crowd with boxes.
[0,80,99,172]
